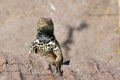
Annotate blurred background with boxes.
[0,0,119,65]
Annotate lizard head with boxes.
[37,17,54,32]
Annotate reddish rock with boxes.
[0,54,5,66]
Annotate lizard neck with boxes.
[36,30,55,42]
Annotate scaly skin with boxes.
[29,17,63,76]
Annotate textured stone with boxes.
[0,0,119,80]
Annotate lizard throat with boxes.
[36,31,55,43]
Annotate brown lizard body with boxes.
[29,17,63,76]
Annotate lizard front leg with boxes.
[29,39,39,54]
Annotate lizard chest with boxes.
[36,41,57,62]
[36,41,56,55]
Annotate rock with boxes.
[0,53,7,72]
[0,55,5,66]
[0,52,120,80]
[0,52,74,80]
[0,0,119,79]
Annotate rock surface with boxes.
[0,0,119,80]
[0,52,120,80]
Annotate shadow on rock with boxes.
[62,21,89,58]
